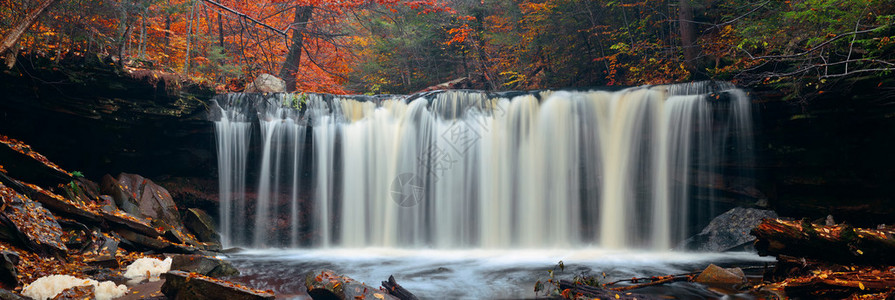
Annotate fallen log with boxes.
[381,275,418,300]
[757,265,895,299]
[751,218,895,265]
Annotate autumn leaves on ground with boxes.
[0,135,272,299]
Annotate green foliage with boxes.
[285,93,309,110]
[193,42,243,83]
[71,171,84,178]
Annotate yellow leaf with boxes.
[615,294,620,299]
[859,282,865,290]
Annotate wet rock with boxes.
[51,285,94,300]
[82,232,120,268]
[183,208,221,249]
[694,264,746,285]
[115,228,171,251]
[100,208,161,238]
[244,74,285,93]
[0,251,19,289]
[0,172,101,224]
[161,270,274,300]
[115,227,198,254]
[100,173,183,231]
[0,183,67,255]
[0,289,26,300]
[157,177,218,215]
[0,136,72,188]
[680,207,778,252]
[83,268,128,285]
[170,254,238,278]
[97,195,115,208]
[115,280,165,300]
[58,220,92,252]
[62,178,102,203]
[305,269,397,300]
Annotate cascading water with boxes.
[210,82,754,250]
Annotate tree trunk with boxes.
[278,6,314,92]
[218,13,224,48]
[183,0,198,74]
[0,0,57,67]
[117,22,132,68]
[164,16,172,53]
[751,218,895,265]
[678,0,698,74]
[139,14,146,58]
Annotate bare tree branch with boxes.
[740,26,886,60]
[202,0,287,36]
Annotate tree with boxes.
[0,0,56,68]
[279,5,313,92]
[679,0,697,73]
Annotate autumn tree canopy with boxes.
[1,0,893,96]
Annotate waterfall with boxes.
[210,82,754,249]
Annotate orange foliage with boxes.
[4,0,451,94]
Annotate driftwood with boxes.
[611,275,688,292]
[381,275,418,300]
[556,280,658,300]
[751,218,895,265]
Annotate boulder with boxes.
[161,271,274,300]
[170,254,238,278]
[183,208,221,248]
[0,183,67,255]
[306,269,397,300]
[694,264,747,285]
[0,251,19,289]
[680,207,778,252]
[243,74,285,93]
[100,173,182,231]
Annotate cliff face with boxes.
[753,80,895,226]
[1,58,893,227]
[0,57,217,180]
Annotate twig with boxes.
[201,0,287,36]
[741,27,885,60]
[610,275,687,292]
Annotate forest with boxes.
[2,0,895,299]
[2,0,893,95]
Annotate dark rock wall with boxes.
[753,80,895,226]
[0,58,217,181]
